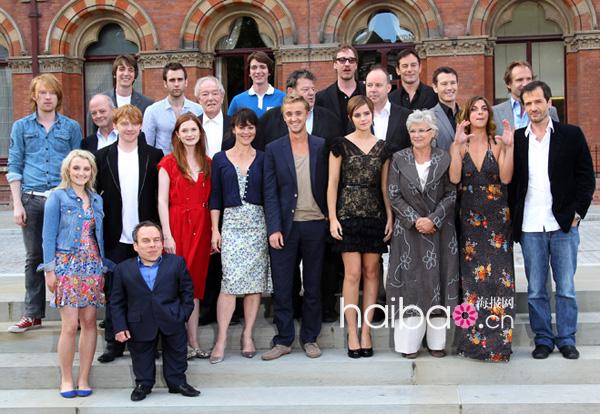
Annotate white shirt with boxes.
[306,109,314,135]
[415,160,431,191]
[373,100,391,141]
[118,146,140,244]
[203,111,224,158]
[116,94,131,108]
[96,129,118,150]
[522,118,560,232]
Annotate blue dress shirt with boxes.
[511,97,529,129]
[137,255,163,290]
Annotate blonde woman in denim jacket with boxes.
[41,149,107,398]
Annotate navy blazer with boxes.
[209,151,264,210]
[110,254,194,341]
[509,121,595,243]
[263,134,328,238]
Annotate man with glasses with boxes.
[315,45,365,133]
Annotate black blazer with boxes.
[316,82,366,133]
[95,140,163,251]
[110,254,194,341]
[199,113,235,152]
[81,131,148,154]
[264,134,328,239]
[383,103,411,154]
[103,88,154,115]
[255,106,343,151]
[509,122,595,243]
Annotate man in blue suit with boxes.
[110,221,200,401]
[262,95,329,361]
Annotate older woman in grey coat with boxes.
[386,109,459,359]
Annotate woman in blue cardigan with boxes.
[208,109,271,363]
[41,149,107,398]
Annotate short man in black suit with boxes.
[82,94,117,154]
[510,81,595,360]
[111,221,200,401]
[95,104,164,363]
[256,69,342,150]
[315,44,366,133]
[262,95,329,360]
[389,49,437,111]
[365,65,411,153]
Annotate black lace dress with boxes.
[331,137,388,254]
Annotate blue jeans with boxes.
[520,227,580,349]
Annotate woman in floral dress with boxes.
[208,108,271,363]
[449,96,515,361]
[41,149,106,397]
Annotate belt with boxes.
[25,191,49,198]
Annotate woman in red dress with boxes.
[158,112,212,359]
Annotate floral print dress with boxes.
[456,143,515,362]
[51,206,105,308]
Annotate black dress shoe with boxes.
[347,348,361,359]
[168,383,201,397]
[98,320,106,329]
[130,384,152,401]
[322,310,338,323]
[360,347,374,358]
[559,345,580,359]
[532,344,553,359]
[97,350,124,363]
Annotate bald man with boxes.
[82,94,118,154]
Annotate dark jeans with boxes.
[104,242,136,351]
[21,193,46,319]
[270,220,327,346]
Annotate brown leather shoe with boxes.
[302,342,322,358]
[261,344,292,361]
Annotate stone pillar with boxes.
[419,36,495,103]
[137,50,215,102]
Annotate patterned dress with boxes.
[51,207,105,308]
[456,143,515,362]
[331,137,388,253]
[221,166,272,295]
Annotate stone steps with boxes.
[0,347,599,391]
[2,311,600,353]
[0,384,597,413]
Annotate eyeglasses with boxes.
[335,57,357,64]
[408,128,433,135]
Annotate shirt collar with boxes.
[376,100,391,116]
[525,117,554,139]
[97,128,118,140]
[33,111,62,125]
[137,255,163,268]
[162,96,194,110]
[248,84,275,96]
[203,111,223,125]
[510,96,521,110]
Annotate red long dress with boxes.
[158,154,211,299]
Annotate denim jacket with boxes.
[7,113,82,192]
[41,188,106,272]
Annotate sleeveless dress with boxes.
[51,207,105,308]
[331,137,388,253]
[221,166,272,295]
[456,142,515,362]
[158,154,212,299]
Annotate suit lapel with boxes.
[396,150,429,212]
[129,258,152,293]
[434,104,454,144]
[107,143,121,193]
[308,135,318,194]
[282,137,297,183]
[385,108,399,142]
[138,143,149,200]
[548,124,561,178]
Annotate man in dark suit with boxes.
[82,94,117,154]
[262,95,329,361]
[510,81,595,361]
[111,221,200,401]
[430,66,460,151]
[365,65,411,153]
[87,55,154,135]
[95,104,164,363]
[389,49,437,111]
[493,61,558,135]
[255,69,343,150]
[315,44,365,133]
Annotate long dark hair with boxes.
[457,95,497,144]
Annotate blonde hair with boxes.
[57,150,98,193]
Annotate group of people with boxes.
[6,46,596,401]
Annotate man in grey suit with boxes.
[430,66,459,150]
[493,60,558,135]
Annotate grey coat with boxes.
[386,147,460,318]
[493,98,558,135]
[431,102,456,151]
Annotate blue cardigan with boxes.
[209,151,265,210]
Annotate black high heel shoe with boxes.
[347,335,361,359]
[360,333,374,358]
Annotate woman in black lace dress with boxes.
[327,95,393,359]
[449,96,515,362]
